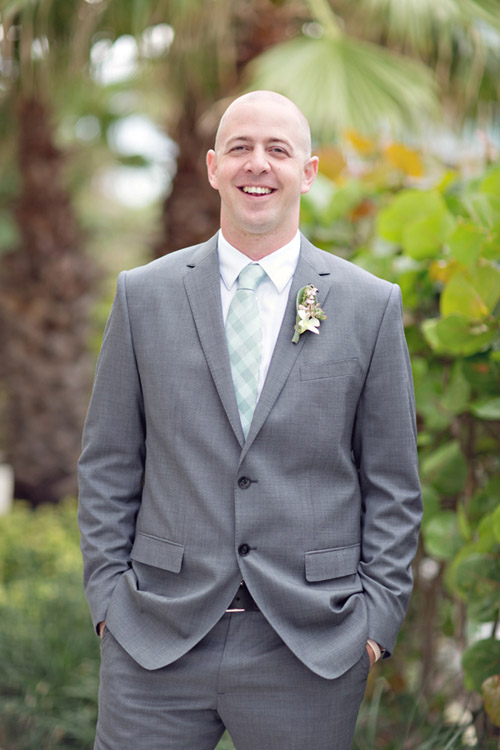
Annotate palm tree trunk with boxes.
[154,0,306,256]
[0,98,96,505]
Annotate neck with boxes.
[220,226,299,261]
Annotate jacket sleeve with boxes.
[352,283,422,656]
[78,271,145,631]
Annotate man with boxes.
[78,90,422,749]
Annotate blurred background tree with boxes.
[0,0,99,504]
[0,0,499,746]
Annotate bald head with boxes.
[214,91,312,159]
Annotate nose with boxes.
[244,146,270,174]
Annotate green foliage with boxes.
[247,0,439,139]
[301,143,500,740]
[482,675,500,728]
[0,502,99,750]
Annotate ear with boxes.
[206,150,218,190]
[300,155,319,195]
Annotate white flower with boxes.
[297,310,320,334]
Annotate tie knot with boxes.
[237,264,267,292]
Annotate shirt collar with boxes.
[218,230,301,293]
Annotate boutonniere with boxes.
[292,284,327,344]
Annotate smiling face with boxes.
[206,92,318,259]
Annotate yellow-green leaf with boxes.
[441,274,489,320]
[441,264,500,320]
[448,223,485,266]
[482,675,500,727]
[402,210,455,260]
[470,397,500,421]
[377,189,451,248]
[422,315,497,356]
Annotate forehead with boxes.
[217,100,306,152]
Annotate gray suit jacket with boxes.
[78,234,422,679]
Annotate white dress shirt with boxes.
[218,230,301,400]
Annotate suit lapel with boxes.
[240,236,333,458]
[183,236,245,446]
[183,235,334,453]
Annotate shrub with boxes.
[0,501,99,750]
[302,141,500,745]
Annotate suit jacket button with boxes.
[238,544,250,556]
[238,476,252,489]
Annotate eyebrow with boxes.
[226,136,295,152]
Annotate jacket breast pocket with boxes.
[300,358,359,382]
[130,531,184,573]
[305,543,360,582]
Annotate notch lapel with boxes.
[240,237,333,458]
[183,237,245,446]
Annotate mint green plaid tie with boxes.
[226,264,267,438]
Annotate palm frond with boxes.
[247,34,439,141]
[357,0,500,53]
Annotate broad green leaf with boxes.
[398,269,426,309]
[473,264,500,313]
[421,318,441,351]
[482,223,500,261]
[413,360,454,430]
[470,397,500,421]
[451,552,500,621]
[441,273,489,320]
[463,193,500,229]
[421,440,467,495]
[477,513,500,553]
[417,432,433,447]
[440,362,470,415]
[421,484,440,525]
[467,592,500,623]
[494,505,500,542]
[469,478,500,527]
[424,511,462,560]
[377,189,450,246]
[402,209,455,260]
[462,357,500,394]
[462,639,500,691]
[422,315,497,356]
[482,675,500,727]
[441,265,500,320]
[453,552,500,594]
[481,164,500,197]
[448,223,485,266]
[352,251,396,282]
[457,501,472,541]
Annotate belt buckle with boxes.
[226,581,247,612]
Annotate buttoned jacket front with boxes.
[78,234,422,679]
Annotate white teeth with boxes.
[242,186,272,194]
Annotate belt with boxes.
[226,582,260,612]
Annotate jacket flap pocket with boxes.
[300,358,358,381]
[305,543,360,582]
[131,531,184,573]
